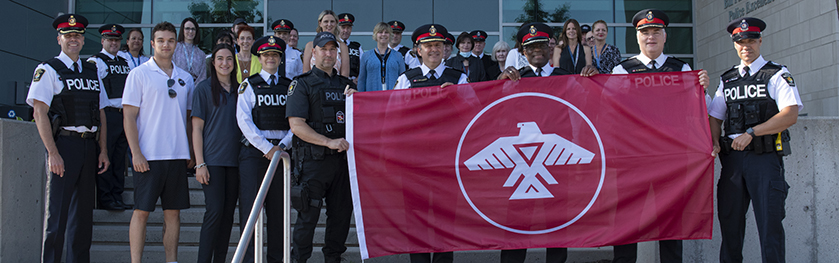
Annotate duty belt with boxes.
[241,137,282,148]
[104,107,122,113]
[59,130,97,139]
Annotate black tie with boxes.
[650,60,657,70]
[743,66,750,78]
[536,68,543,77]
[269,75,276,85]
[73,62,80,74]
[428,69,437,81]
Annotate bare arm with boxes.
[730,105,798,151]
[339,42,350,77]
[97,109,109,174]
[710,116,723,157]
[302,42,313,71]
[191,117,209,184]
[33,100,63,176]
[551,46,562,68]
[123,105,149,172]
[186,109,194,167]
[289,117,349,152]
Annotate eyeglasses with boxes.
[167,79,177,98]
[184,27,197,31]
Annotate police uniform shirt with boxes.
[122,58,194,161]
[708,55,804,138]
[393,63,469,90]
[285,44,304,79]
[405,52,421,69]
[286,67,350,121]
[88,48,127,108]
[611,53,691,74]
[27,51,109,133]
[527,64,555,77]
[236,70,294,154]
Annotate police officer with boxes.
[498,22,597,81]
[709,17,802,263]
[337,13,363,82]
[27,14,110,263]
[236,35,293,263]
[394,24,467,90]
[88,23,132,211]
[470,30,495,80]
[272,19,304,79]
[610,9,710,263]
[287,31,357,263]
[388,20,411,57]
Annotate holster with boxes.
[50,114,61,139]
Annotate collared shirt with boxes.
[117,50,150,69]
[393,63,469,90]
[342,38,363,54]
[191,78,241,166]
[405,52,421,69]
[286,66,347,120]
[27,51,108,132]
[708,55,804,138]
[611,53,691,74]
[122,57,194,161]
[285,44,304,79]
[88,48,124,108]
[528,64,555,77]
[236,69,294,154]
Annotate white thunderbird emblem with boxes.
[464,122,595,200]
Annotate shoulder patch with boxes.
[288,80,297,96]
[782,72,795,86]
[33,68,45,82]
[86,59,96,64]
[238,81,249,94]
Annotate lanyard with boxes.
[567,44,580,67]
[592,44,601,70]
[131,55,141,68]
[375,47,391,90]
[183,44,194,72]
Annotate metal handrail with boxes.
[231,151,292,263]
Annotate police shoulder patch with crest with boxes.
[238,81,249,94]
[287,80,297,96]
[781,72,795,86]
[33,68,45,82]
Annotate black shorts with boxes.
[133,160,190,211]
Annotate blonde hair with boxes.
[315,10,340,36]
[371,22,393,41]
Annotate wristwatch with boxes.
[746,127,756,138]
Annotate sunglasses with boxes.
[586,37,595,41]
[167,79,177,98]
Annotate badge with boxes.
[344,15,350,21]
[429,25,437,36]
[238,81,249,94]
[529,25,537,36]
[645,11,654,22]
[336,111,345,124]
[281,20,286,26]
[269,36,276,45]
[287,80,297,96]
[68,15,77,26]
[111,25,118,33]
[739,20,749,31]
[782,72,795,86]
[178,78,186,86]
[33,68,45,82]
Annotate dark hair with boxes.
[559,19,582,49]
[120,28,145,57]
[152,21,177,39]
[237,24,255,38]
[208,44,239,107]
[214,31,234,48]
[455,32,473,52]
[178,17,201,44]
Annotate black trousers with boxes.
[42,135,97,263]
[612,241,682,263]
[718,151,787,263]
[292,153,352,263]
[239,145,285,263]
[410,252,453,263]
[97,110,127,204]
[500,248,568,263]
[197,166,239,263]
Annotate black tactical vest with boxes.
[347,41,361,78]
[45,58,101,128]
[397,46,410,57]
[92,52,130,99]
[248,74,292,130]
[296,71,355,140]
[720,63,782,136]
[618,56,687,73]
[404,67,464,88]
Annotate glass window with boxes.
[153,0,264,25]
[615,0,693,24]
[76,0,150,25]
[617,27,693,55]
[268,0,332,36]
[504,0,614,24]
[435,0,498,32]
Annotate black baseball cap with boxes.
[313,32,339,47]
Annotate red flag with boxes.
[347,71,714,259]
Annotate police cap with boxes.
[446,32,455,45]
[53,14,88,34]
[388,20,406,33]
[632,9,669,29]
[470,30,488,42]
[251,35,286,56]
[516,22,552,46]
[411,24,449,44]
[727,17,766,42]
[338,13,355,26]
[99,24,125,39]
[272,19,294,32]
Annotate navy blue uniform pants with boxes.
[612,241,681,263]
[501,248,568,263]
[410,252,453,263]
[239,145,285,263]
[197,165,239,263]
[292,153,352,263]
[718,151,788,263]
[42,135,97,263]
[97,110,127,205]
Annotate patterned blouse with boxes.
[592,44,621,74]
[173,42,207,83]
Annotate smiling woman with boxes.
[174,17,208,83]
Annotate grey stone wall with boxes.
[0,119,45,263]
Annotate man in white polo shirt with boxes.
[122,21,194,263]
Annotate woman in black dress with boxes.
[552,19,595,75]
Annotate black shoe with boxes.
[116,200,133,210]
[99,201,125,210]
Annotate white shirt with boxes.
[504,48,528,70]
[122,58,194,161]
[285,44,304,79]
[27,51,108,132]
[405,52,421,69]
[117,50,149,70]
[708,55,804,138]
[528,64,555,77]
[611,53,691,74]
[88,48,125,108]
[236,70,294,154]
[393,63,469,90]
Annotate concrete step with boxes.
[91,225,359,246]
[89,245,612,263]
[92,206,351,226]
